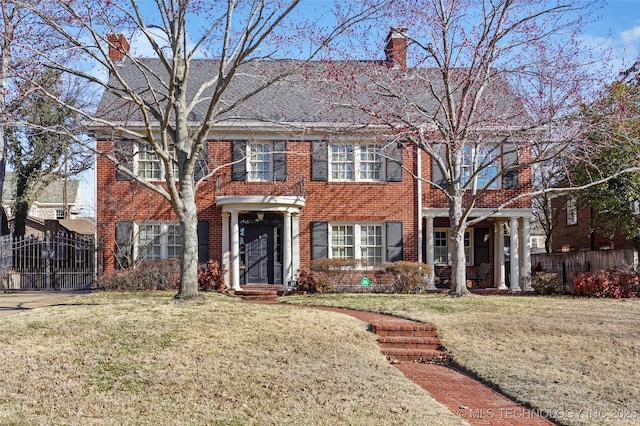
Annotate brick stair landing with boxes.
[235,286,279,301]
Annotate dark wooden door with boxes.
[244,225,273,284]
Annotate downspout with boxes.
[417,146,423,262]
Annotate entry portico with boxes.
[217,195,305,291]
[423,208,533,291]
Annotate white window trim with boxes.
[566,198,577,225]
[433,228,473,266]
[328,143,384,182]
[134,221,181,261]
[462,144,500,190]
[134,143,177,181]
[246,142,273,182]
[328,222,385,265]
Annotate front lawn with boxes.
[283,294,640,426]
[0,292,464,426]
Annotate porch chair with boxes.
[473,263,491,287]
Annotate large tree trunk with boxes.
[174,184,200,301]
[13,199,30,238]
[449,196,471,296]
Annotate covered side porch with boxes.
[423,208,533,291]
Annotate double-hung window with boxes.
[137,143,161,180]
[137,222,181,260]
[136,143,179,180]
[433,229,472,265]
[247,142,272,181]
[330,223,383,264]
[329,143,382,181]
[461,145,499,189]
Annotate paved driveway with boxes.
[0,291,89,318]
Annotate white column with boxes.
[509,218,521,291]
[221,212,230,289]
[425,215,436,289]
[231,211,241,291]
[283,211,292,289]
[494,220,507,289]
[520,217,532,291]
[292,212,300,281]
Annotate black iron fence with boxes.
[1,231,95,291]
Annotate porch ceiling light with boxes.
[257,212,264,221]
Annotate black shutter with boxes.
[115,220,133,269]
[194,142,209,181]
[232,140,246,181]
[115,140,134,181]
[311,141,328,181]
[385,143,403,182]
[311,221,329,260]
[197,221,209,264]
[273,140,287,181]
[473,228,490,265]
[431,144,447,188]
[502,141,519,189]
[386,221,403,262]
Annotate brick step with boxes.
[381,348,450,364]
[370,322,438,338]
[235,290,279,301]
[378,336,442,350]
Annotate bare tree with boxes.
[319,0,611,295]
[19,0,378,300]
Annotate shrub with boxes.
[531,272,567,295]
[296,269,333,293]
[198,260,227,291]
[572,269,640,298]
[385,261,432,293]
[99,259,180,291]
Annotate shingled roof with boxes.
[2,172,81,205]
[95,55,530,131]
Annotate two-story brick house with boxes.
[94,29,533,291]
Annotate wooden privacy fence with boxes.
[1,231,95,291]
[532,249,639,285]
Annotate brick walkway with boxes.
[313,306,556,426]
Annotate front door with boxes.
[244,224,274,284]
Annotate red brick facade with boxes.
[96,138,420,275]
[96,136,531,291]
[551,196,636,252]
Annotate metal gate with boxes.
[1,231,95,291]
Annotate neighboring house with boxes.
[2,172,84,221]
[551,195,638,252]
[93,29,533,290]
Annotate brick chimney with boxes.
[384,26,408,71]
[107,33,130,63]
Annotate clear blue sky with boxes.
[584,0,640,74]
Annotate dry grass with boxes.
[0,292,466,426]
[284,294,640,426]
